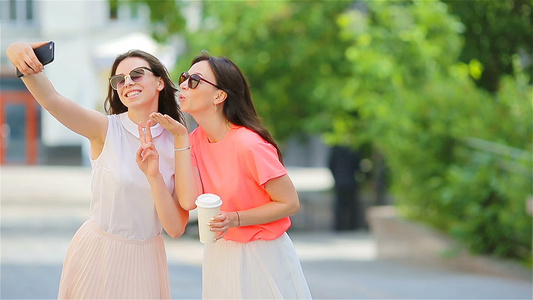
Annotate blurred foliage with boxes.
[443,0,532,93]
[173,1,354,142]
[130,0,532,264]
[335,0,532,264]
[111,0,186,41]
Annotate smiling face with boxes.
[114,57,163,112]
[178,60,221,115]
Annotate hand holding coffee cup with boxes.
[195,194,223,244]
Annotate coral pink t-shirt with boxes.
[189,126,291,243]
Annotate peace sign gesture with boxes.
[136,120,160,178]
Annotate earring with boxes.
[214,103,218,112]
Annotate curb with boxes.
[367,206,532,281]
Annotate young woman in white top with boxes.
[7,41,188,299]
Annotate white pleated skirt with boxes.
[202,233,312,299]
[58,220,171,299]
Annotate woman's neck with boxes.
[127,108,157,127]
[196,114,231,143]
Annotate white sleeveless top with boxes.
[89,112,175,240]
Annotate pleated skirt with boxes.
[58,220,171,299]
[202,233,312,299]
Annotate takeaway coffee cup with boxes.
[195,193,223,244]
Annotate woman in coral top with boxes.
[149,53,312,299]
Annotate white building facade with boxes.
[0,0,177,165]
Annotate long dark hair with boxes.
[104,50,185,125]
[191,54,283,163]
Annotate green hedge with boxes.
[330,2,532,265]
[380,75,532,264]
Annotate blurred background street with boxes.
[1,166,531,299]
[1,1,532,299]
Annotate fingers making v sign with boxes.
[136,120,160,178]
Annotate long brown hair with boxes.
[104,50,185,125]
[191,54,283,163]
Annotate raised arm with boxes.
[6,42,107,144]
[150,112,202,211]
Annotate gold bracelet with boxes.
[174,146,190,151]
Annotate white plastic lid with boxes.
[195,193,222,208]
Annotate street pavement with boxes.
[1,166,532,299]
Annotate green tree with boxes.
[110,0,186,41]
[335,1,532,262]
[174,1,353,143]
[443,0,532,93]
[125,0,532,262]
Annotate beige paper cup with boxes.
[195,194,222,244]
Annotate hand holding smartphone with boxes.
[16,41,55,78]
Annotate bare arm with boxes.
[239,175,300,226]
[136,121,189,238]
[144,172,189,238]
[7,42,107,144]
[210,174,300,239]
[150,113,202,211]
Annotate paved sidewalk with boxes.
[1,166,532,299]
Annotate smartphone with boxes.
[16,41,55,78]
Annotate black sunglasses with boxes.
[109,67,154,90]
[179,72,220,89]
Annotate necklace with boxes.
[208,123,231,143]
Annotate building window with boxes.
[25,0,33,20]
[109,0,145,22]
[1,0,35,24]
[109,0,118,20]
